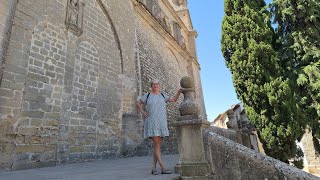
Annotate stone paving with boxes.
[0,155,179,180]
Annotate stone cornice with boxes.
[131,0,200,68]
[131,1,188,58]
[176,8,194,30]
[161,0,190,32]
[161,0,199,67]
[189,29,198,38]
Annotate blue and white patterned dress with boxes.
[140,92,170,138]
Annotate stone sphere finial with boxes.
[179,76,200,117]
[180,76,194,88]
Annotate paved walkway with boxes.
[0,155,179,180]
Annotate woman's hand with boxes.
[136,100,148,117]
[142,111,149,117]
[168,88,183,102]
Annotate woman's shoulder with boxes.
[140,92,149,101]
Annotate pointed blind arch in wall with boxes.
[96,0,124,73]
[167,47,181,71]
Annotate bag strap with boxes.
[146,93,150,104]
[146,92,165,104]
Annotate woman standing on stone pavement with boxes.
[136,79,182,175]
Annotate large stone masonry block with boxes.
[15,145,55,153]
[175,118,206,163]
[174,117,213,178]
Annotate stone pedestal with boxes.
[174,77,213,179]
[173,116,211,177]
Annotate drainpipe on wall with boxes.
[0,0,18,86]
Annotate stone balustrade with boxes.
[203,128,319,180]
[174,76,318,179]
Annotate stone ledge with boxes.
[203,130,319,180]
[173,117,210,127]
[179,176,218,180]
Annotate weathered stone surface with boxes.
[180,76,194,88]
[174,78,213,178]
[0,0,205,172]
[203,130,319,180]
[179,76,201,116]
[15,145,55,153]
[207,126,242,145]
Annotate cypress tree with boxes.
[271,0,320,138]
[221,0,306,162]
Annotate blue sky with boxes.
[188,0,272,121]
[188,0,238,121]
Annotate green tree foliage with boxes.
[292,145,304,169]
[271,0,320,137]
[221,0,306,162]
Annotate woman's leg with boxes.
[152,136,165,170]
[152,146,157,170]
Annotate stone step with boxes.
[153,174,180,180]
[180,175,218,180]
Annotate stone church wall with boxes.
[0,0,137,170]
[0,0,204,171]
[0,0,17,85]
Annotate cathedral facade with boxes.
[0,0,206,170]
